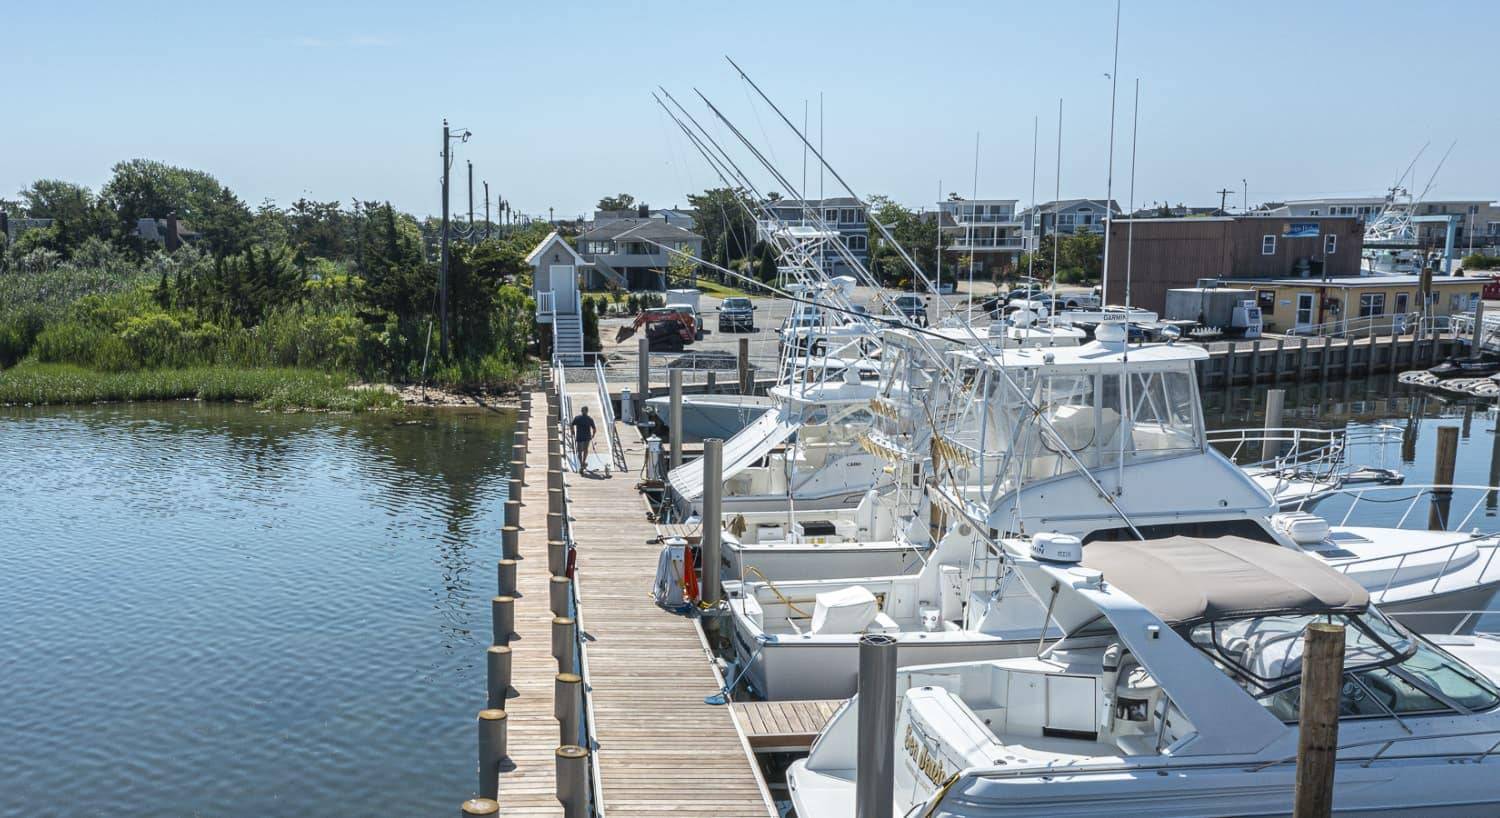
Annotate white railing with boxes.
[594,358,627,472]
[536,290,556,320]
[1314,484,1500,602]
[1287,312,1451,339]
[552,359,578,472]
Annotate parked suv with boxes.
[717,297,755,332]
[891,294,928,327]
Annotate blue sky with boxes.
[3,0,1496,220]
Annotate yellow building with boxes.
[1222,274,1486,335]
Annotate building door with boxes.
[1295,292,1315,331]
[548,264,577,314]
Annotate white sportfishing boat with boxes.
[790,535,1500,817]
[666,369,882,519]
[724,329,1500,699]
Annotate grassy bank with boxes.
[0,362,401,412]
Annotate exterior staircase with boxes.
[552,305,586,366]
[589,257,629,289]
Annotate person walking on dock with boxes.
[570,406,598,474]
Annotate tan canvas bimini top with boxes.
[1081,535,1370,625]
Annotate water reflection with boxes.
[0,403,516,817]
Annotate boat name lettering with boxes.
[903,724,949,786]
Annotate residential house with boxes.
[590,207,696,231]
[1018,198,1121,252]
[1260,197,1388,222]
[575,216,704,291]
[1101,215,1365,313]
[757,197,868,276]
[933,198,1023,275]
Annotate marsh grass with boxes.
[0,362,401,412]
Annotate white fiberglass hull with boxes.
[728,620,1030,701]
[718,487,872,516]
[788,756,1500,818]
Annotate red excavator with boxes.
[615,307,697,351]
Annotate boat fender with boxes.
[1101,643,1122,731]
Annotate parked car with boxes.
[717,297,756,332]
[890,294,928,327]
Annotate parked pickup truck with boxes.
[717,297,756,332]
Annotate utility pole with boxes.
[1242,178,1248,213]
[484,181,491,239]
[549,206,554,224]
[440,119,451,360]
[467,160,474,225]
[1216,187,1232,215]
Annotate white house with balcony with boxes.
[1018,198,1121,252]
[756,197,868,276]
[935,197,1023,274]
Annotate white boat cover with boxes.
[668,407,798,503]
[810,586,877,634]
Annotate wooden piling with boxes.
[486,645,512,709]
[552,616,577,674]
[738,337,752,394]
[555,672,583,747]
[501,526,520,561]
[497,558,517,597]
[1296,337,1309,382]
[1272,338,1286,381]
[1263,389,1286,461]
[1249,340,1262,384]
[549,575,571,617]
[491,595,515,646]
[503,499,521,530]
[1292,622,1345,818]
[547,539,568,577]
[555,745,589,818]
[477,708,508,800]
[546,511,565,542]
[669,369,684,469]
[1429,426,1459,530]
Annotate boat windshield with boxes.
[1186,609,1500,720]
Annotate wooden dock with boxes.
[732,700,843,753]
[496,387,775,816]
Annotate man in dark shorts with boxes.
[570,406,597,472]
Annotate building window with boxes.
[845,235,867,252]
[1359,293,1386,318]
[1395,292,1409,315]
[1325,234,1337,255]
[1309,209,1320,216]
[1058,214,1076,227]
[840,208,857,224]
[1262,235,1276,255]
[1258,290,1276,316]
[825,209,838,223]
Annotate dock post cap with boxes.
[478,708,508,721]
[486,644,512,656]
[555,671,582,683]
[549,575,570,585]
[556,744,588,759]
[492,595,516,603]
[552,616,575,626]
[461,797,500,815]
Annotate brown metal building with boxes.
[1101,216,1365,312]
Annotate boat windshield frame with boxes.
[1183,608,1500,720]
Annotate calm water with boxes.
[0,403,515,817]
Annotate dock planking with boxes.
[732,700,843,753]
[499,386,774,817]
